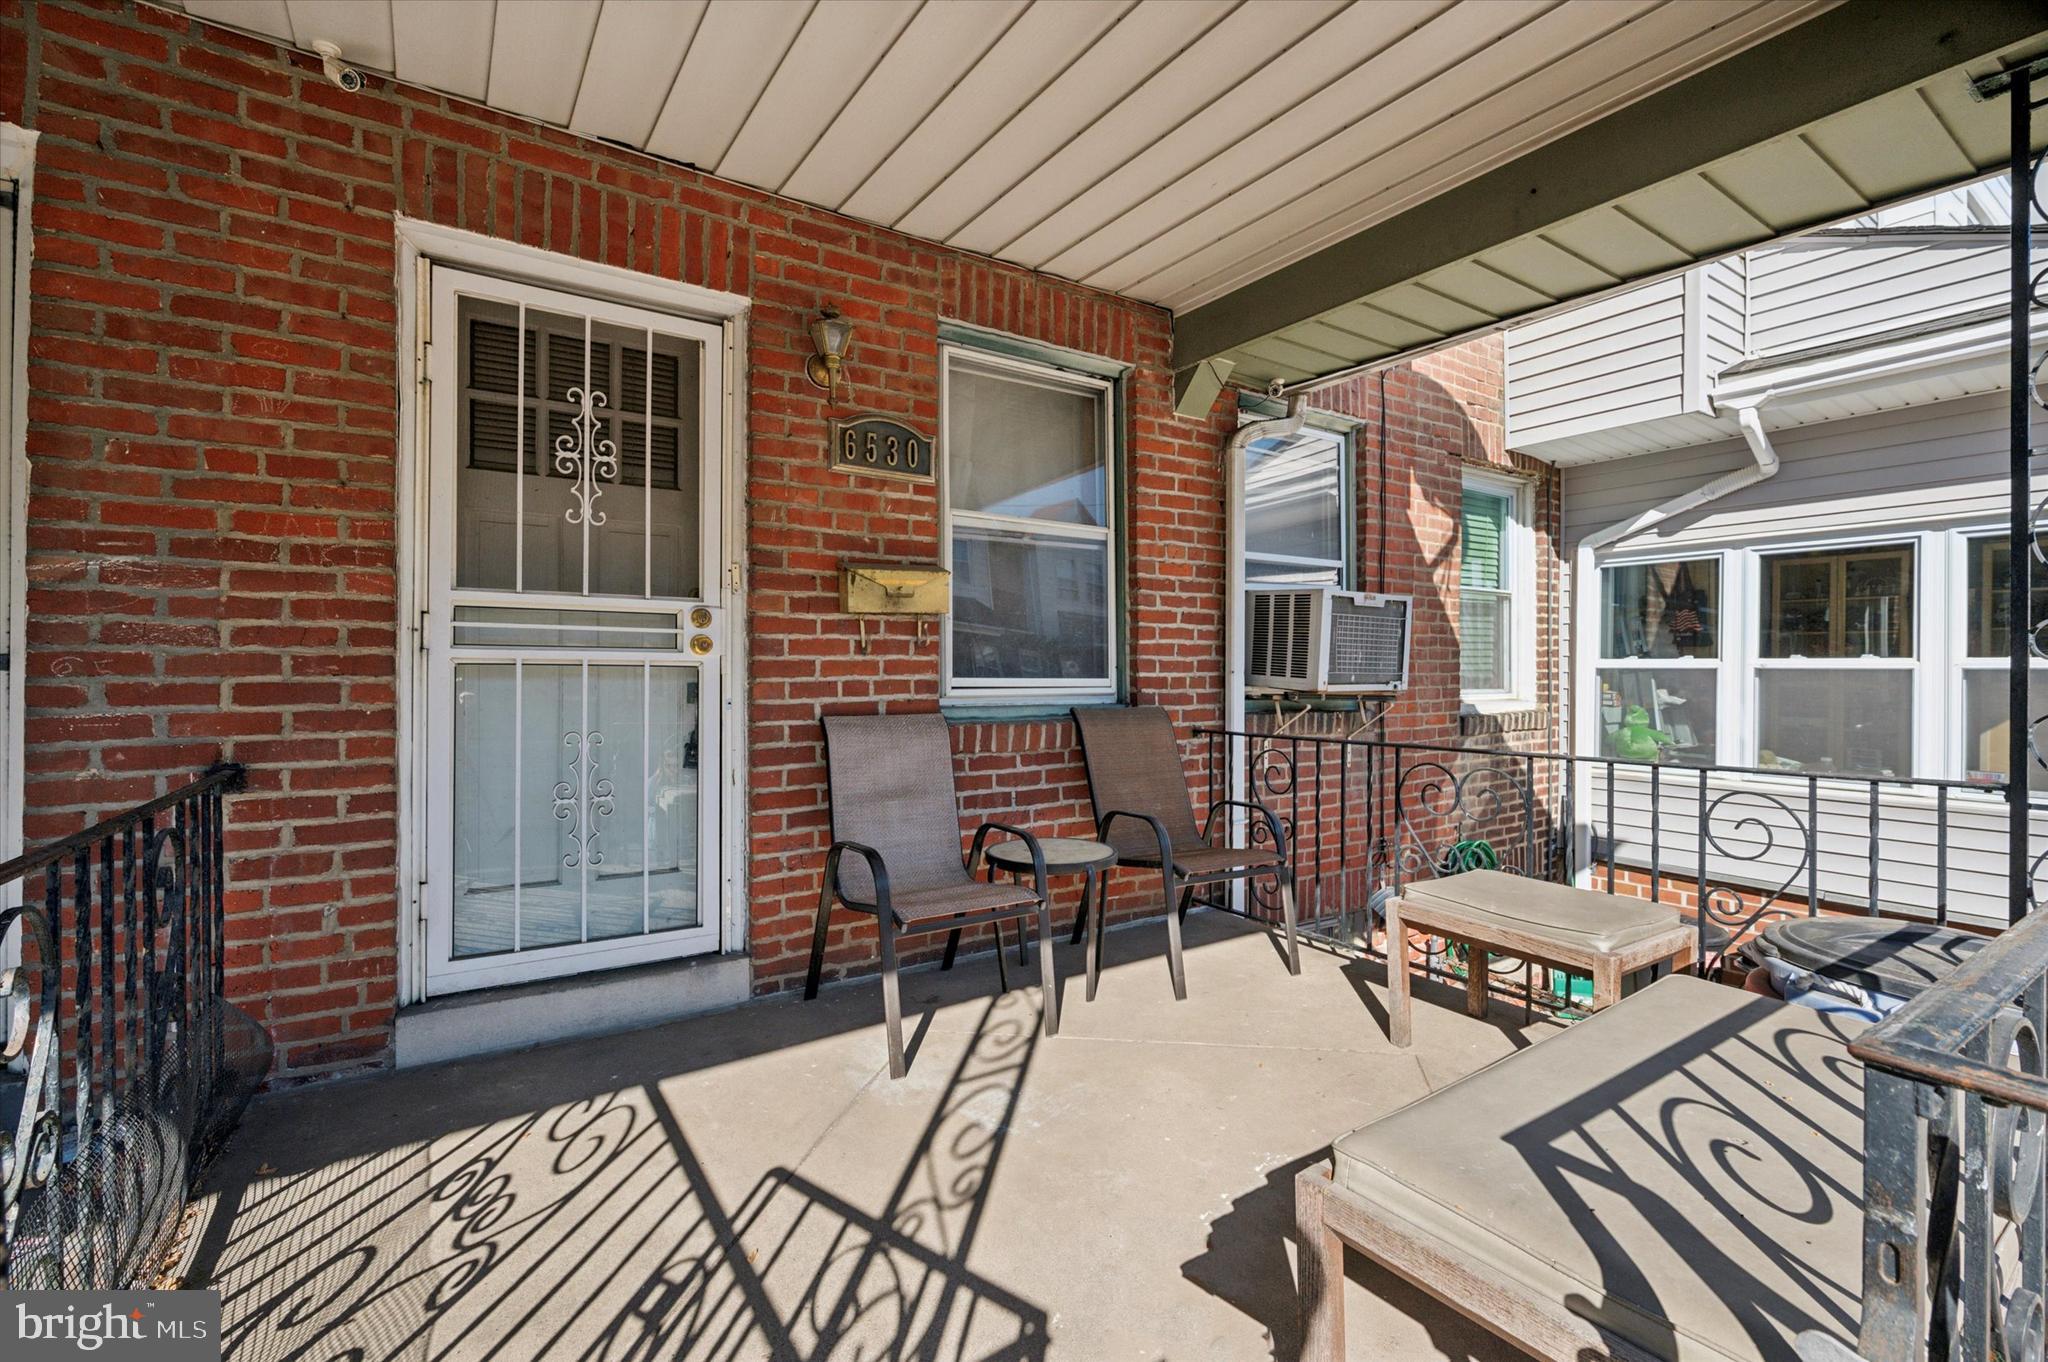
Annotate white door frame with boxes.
[393,219,749,1004]
[0,125,34,961]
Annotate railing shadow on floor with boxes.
[1196,991,1867,1362]
[193,967,1053,1362]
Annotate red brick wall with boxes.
[749,253,1228,990]
[1,0,1540,1081]
[1306,336,1561,747]
[1235,340,1567,929]
[0,0,1240,1079]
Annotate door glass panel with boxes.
[518,309,587,595]
[647,667,701,932]
[517,663,582,950]
[456,301,535,592]
[456,297,701,599]
[452,663,519,956]
[451,660,700,958]
[586,664,649,942]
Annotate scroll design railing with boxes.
[0,762,267,1289]
[1841,903,2048,1362]
[1201,727,2007,997]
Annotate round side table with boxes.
[984,836,1118,1002]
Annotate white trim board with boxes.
[0,125,35,959]
[394,218,751,320]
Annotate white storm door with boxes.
[422,267,726,994]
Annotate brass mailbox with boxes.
[839,562,951,616]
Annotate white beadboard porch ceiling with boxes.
[165,0,1833,312]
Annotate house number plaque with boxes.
[830,415,934,484]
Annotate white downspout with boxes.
[1579,399,1780,558]
[1224,400,1305,902]
[1570,397,1779,880]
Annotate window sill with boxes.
[940,696,1121,723]
[1460,694,1538,717]
[1461,706,1550,739]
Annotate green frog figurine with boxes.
[1610,705,1674,761]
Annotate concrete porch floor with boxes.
[192,912,1549,1361]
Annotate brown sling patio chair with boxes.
[805,712,1057,1078]
[1072,706,1299,999]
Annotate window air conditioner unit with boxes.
[1246,586,1411,693]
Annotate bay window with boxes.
[1754,543,1915,776]
[1244,426,1350,585]
[942,346,1117,700]
[1588,527,2048,791]
[1595,558,1720,765]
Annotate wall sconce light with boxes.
[806,306,854,401]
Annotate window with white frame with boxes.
[1594,557,1720,766]
[1960,530,2048,791]
[1755,541,1915,776]
[942,346,1116,700]
[1589,528,2048,789]
[1460,472,1532,703]
[1244,425,1350,586]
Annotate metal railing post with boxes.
[2010,59,2035,924]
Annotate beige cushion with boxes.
[1333,975,1865,1362]
[1401,869,1682,954]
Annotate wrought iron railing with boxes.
[1840,892,2048,1362]
[0,762,268,1289]
[1200,727,2009,988]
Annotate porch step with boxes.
[393,952,751,1069]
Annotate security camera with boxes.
[311,40,363,93]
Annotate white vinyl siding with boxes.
[1700,255,1747,379]
[1505,179,2041,465]
[1505,277,1690,449]
[1562,393,2041,552]
[1745,234,2018,355]
[1586,769,2048,931]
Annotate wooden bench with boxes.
[1384,870,1696,1046]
